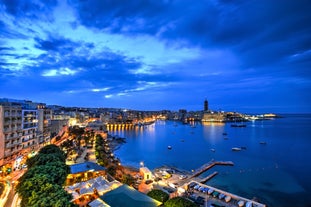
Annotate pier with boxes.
[190,160,234,178]
[197,171,218,183]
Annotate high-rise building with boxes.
[204,99,209,111]
[0,99,52,170]
[0,103,23,167]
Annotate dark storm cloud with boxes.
[69,0,170,34]
[1,0,57,19]
[0,0,310,112]
[34,36,79,52]
[71,0,311,70]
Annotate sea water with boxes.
[112,114,311,207]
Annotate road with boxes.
[1,169,25,207]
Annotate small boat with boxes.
[207,188,214,195]
[232,147,242,151]
[246,201,253,207]
[218,193,225,199]
[238,200,245,207]
[180,139,185,142]
[211,148,216,152]
[168,146,172,149]
[241,146,247,150]
[222,132,228,136]
[231,124,246,127]
[225,195,231,202]
[259,141,267,145]
[224,137,228,140]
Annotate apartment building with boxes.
[0,103,23,166]
[0,99,52,170]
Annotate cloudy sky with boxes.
[0,0,310,113]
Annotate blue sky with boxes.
[0,0,310,113]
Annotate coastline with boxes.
[107,118,311,207]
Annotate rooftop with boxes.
[100,184,161,207]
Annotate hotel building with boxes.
[0,99,52,171]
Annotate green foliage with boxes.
[27,184,74,207]
[120,174,135,186]
[18,162,68,186]
[26,153,66,168]
[16,145,76,207]
[26,144,66,168]
[38,144,63,155]
[147,189,169,203]
[164,197,198,207]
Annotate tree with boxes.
[164,197,198,207]
[17,145,75,207]
[18,162,69,186]
[38,144,63,155]
[147,189,169,203]
[27,182,75,207]
[16,174,53,206]
[120,174,135,186]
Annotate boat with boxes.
[212,191,220,198]
[224,137,228,140]
[179,175,187,180]
[241,146,247,150]
[222,132,228,136]
[218,193,225,199]
[238,200,245,207]
[259,141,267,145]
[168,146,172,149]
[232,147,242,151]
[207,188,214,195]
[210,148,215,152]
[225,195,231,202]
[246,201,253,207]
[231,124,246,127]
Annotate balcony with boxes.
[5,135,20,141]
[5,142,21,148]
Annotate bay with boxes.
[112,114,311,207]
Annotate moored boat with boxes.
[225,195,231,202]
[231,124,247,127]
[232,147,242,151]
[238,200,245,207]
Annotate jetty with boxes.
[197,171,218,183]
[190,160,234,178]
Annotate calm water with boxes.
[112,114,311,207]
